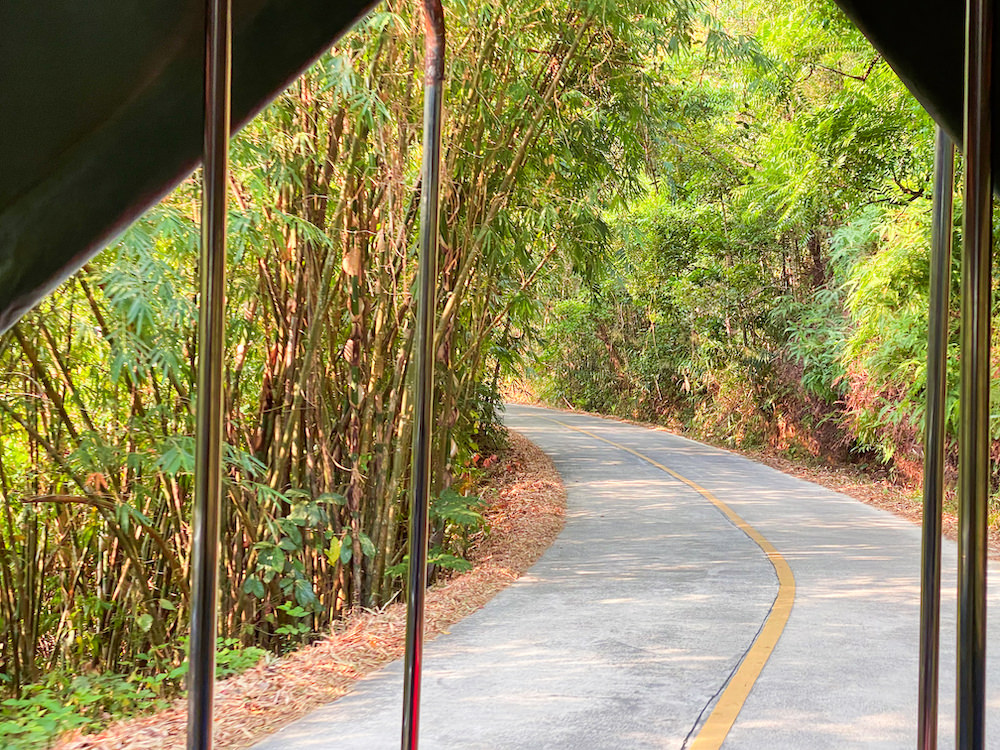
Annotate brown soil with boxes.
[56,430,566,750]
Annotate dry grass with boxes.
[56,430,565,750]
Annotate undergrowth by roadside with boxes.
[0,641,266,749]
[46,430,564,750]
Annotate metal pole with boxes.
[918,127,954,750]
[401,1,444,748]
[187,0,231,748]
[957,0,992,746]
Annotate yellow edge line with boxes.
[542,417,795,749]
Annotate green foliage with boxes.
[386,488,484,580]
[433,487,485,530]
[0,673,158,750]
[0,637,266,749]
[534,0,942,473]
[832,201,965,463]
[537,298,622,413]
[779,285,847,403]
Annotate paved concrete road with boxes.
[253,404,1000,749]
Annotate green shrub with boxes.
[0,638,267,749]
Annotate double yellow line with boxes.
[542,417,795,749]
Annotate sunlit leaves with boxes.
[537,0,943,467]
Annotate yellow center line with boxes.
[540,416,795,749]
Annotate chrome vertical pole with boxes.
[188,0,231,748]
[957,0,992,747]
[401,1,444,748]
[918,127,954,750]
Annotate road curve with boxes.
[253,404,1000,749]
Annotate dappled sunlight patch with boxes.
[734,708,911,738]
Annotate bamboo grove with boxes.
[0,0,690,694]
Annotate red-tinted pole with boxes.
[401,1,445,748]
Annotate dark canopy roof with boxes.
[0,0,375,332]
[834,0,973,152]
[0,0,985,332]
